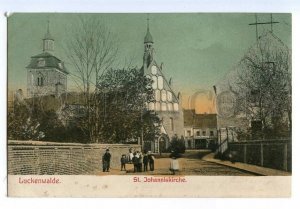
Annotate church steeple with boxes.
[144,17,154,44]
[43,20,54,52]
[143,16,154,70]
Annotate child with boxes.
[120,154,127,171]
[169,156,179,175]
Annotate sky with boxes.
[7,13,291,113]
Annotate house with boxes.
[183,109,218,149]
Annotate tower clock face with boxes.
[151,65,157,75]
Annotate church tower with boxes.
[143,17,154,72]
[142,17,184,153]
[26,21,68,98]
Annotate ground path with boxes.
[95,150,256,176]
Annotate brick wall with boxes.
[8,140,141,175]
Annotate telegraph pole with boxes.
[249,13,279,42]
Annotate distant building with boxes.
[183,109,218,149]
[26,22,68,98]
[142,20,184,153]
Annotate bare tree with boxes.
[230,32,291,138]
[65,17,118,142]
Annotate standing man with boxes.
[148,151,155,171]
[102,149,111,172]
[143,151,149,172]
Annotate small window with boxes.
[158,76,163,90]
[167,103,173,111]
[151,65,157,75]
[155,90,160,101]
[37,58,45,67]
[174,103,179,111]
[196,131,200,136]
[202,131,206,136]
[161,102,167,111]
[167,91,173,102]
[37,77,44,86]
[148,102,154,110]
[155,102,160,111]
[187,130,191,137]
[161,90,167,101]
[152,76,157,89]
[210,131,214,136]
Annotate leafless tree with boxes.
[65,17,118,142]
[230,33,291,138]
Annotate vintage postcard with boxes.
[7,13,291,197]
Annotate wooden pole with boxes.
[283,143,288,171]
[260,142,264,166]
[243,144,247,163]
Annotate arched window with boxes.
[167,91,173,102]
[158,76,163,90]
[155,90,160,101]
[167,103,173,111]
[155,102,160,111]
[161,102,167,111]
[152,76,157,89]
[148,102,154,110]
[174,103,179,111]
[161,90,167,101]
[37,58,45,67]
[37,76,44,86]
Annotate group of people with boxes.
[122,150,155,173]
[102,148,179,175]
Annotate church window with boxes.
[152,76,157,89]
[161,90,167,101]
[155,90,160,101]
[157,76,163,90]
[148,102,154,110]
[174,103,179,111]
[167,103,173,111]
[37,58,45,67]
[155,102,160,111]
[151,65,157,75]
[37,77,44,86]
[167,91,173,102]
[161,102,167,111]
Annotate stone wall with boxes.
[8,140,141,175]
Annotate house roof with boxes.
[184,109,217,129]
[26,52,69,74]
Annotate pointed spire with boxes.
[147,14,150,32]
[44,20,54,40]
[144,14,153,43]
[47,20,50,34]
